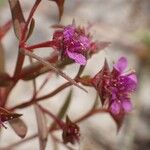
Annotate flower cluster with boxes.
[52,24,96,65]
[92,57,137,116]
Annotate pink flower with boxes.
[92,57,137,115]
[52,24,91,65]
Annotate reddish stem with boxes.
[13,0,42,78]
[26,41,55,50]
[16,54,58,80]
[38,104,65,128]
[4,0,42,107]
[10,82,71,110]
[75,109,108,123]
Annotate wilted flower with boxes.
[92,57,137,116]
[62,116,80,144]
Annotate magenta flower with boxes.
[92,57,137,116]
[52,24,91,65]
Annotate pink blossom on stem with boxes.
[92,57,137,116]
[52,23,109,65]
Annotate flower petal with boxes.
[122,99,132,113]
[66,51,87,65]
[63,25,75,41]
[122,73,137,92]
[79,36,90,50]
[110,101,121,115]
[114,57,128,73]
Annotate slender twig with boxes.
[10,82,71,110]
[25,41,55,50]
[75,108,108,123]
[21,48,87,93]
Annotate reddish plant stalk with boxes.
[26,41,55,50]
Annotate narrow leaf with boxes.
[34,104,48,150]
[8,0,25,39]
[51,89,73,129]
[9,118,27,138]
[26,18,35,41]
[49,0,65,20]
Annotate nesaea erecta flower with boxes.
[92,57,137,116]
[52,22,109,65]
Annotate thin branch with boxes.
[21,48,87,93]
[10,82,71,110]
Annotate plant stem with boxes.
[26,41,55,50]
[21,48,87,92]
[75,108,108,123]
[38,104,65,128]
[10,82,71,110]
[3,108,108,149]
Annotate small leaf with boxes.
[9,118,27,138]
[49,0,66,21]
[109,112,125,132]
[51,89,73,129]
[8,0,25,39]
[26,18,35,41]
[34,104,48,150]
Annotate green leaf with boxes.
[8,0,25,39]
[51,89,73,129]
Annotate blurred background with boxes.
[0,0,150,149]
